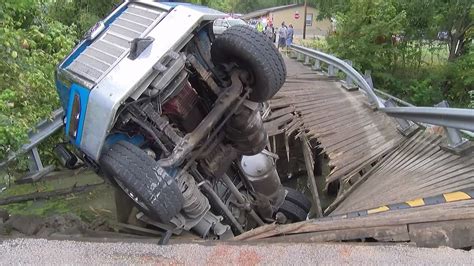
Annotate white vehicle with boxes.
[55,0,308,240]
[213,18,247,35]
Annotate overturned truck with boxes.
[54,1,311,239]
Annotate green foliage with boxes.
[0,0,121,166]
[6,200,70,217]
[433,0,473,60]
[443,50,474,107]
[322,0,473,108]
[0,1,77,161]
[298,38,329,52]
[48,0,122,38]
[328,0,406,72]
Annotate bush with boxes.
[443,51,474,107]
[315,0,472,108]
[298,38,329,52]
[0,1,77,161]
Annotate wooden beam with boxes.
[301,135,323,217]
[256,225,410,243]
[234,200,474,241]
[409,219,474,248]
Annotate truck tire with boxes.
[100,141,184,223]
[284,187,312,213]
[211,25,286,102]
[277,200,308,222]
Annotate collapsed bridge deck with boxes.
[264,57,405,185]
[256,55,474,247]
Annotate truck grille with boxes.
[66,4,164,84]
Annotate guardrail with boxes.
[0,108,64,180]
[290,44,473,154]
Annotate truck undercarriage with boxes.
[54,1,311,239]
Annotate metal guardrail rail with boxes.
[0,108,64,179]
[290,44,473,153]
[291,45,474,131]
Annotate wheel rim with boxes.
[115,178,150,212]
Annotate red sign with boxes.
[294,13,300,19]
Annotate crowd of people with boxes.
[255,21,294,51]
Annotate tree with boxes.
[327,0,406,72]
[434,0,473,60]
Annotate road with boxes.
[1,238,473,265]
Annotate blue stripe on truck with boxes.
[65,84,90,146]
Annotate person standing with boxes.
[256,21,264,33]
[264,23,275,42]
[286,24,294,47]
[278,22,287,50]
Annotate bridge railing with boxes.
[290,44,473,154]
[0,108,64,180]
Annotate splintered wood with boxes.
[333,131,474,214]
[264,57,404,184]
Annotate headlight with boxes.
[68,93,81,139]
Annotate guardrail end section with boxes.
[384,99,418,137]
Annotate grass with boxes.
[0,171,116,224]
[420,42,449,66]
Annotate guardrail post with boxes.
[312,59,321,71]
[20,147,55,184]
[435,101,473,155]
[384,99,418,136]
[304,55,311,66]
[290,50,298,59]
[359,70,379,108]
[342,60,358,91]
[28,147,44,173]
[328,64,336,77]
[363,70,374,89]
[297,52,304,62]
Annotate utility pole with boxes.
[303,0,308,39]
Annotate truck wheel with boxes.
[211,25,286,102]
[100,141,184,223]
[277,187,311,222]
[277,200,308,222]
[284,187,312,213]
